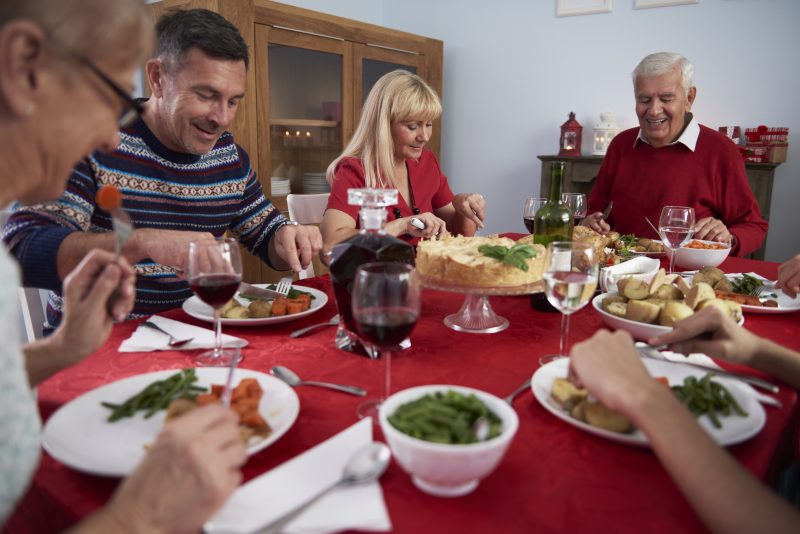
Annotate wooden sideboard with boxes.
[537,155,781,260]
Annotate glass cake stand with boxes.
[419,275,545,334]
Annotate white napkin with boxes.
[599,256,661,292]
[205,418,392,534]
[659,350,780,406]
[119,315,248,352]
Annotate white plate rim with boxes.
[531,358,766,447]
[182,284,328,326]
[41,368,300,477]
[721,274,800,314]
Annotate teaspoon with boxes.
[270,365,367,397]
[211,442,391,534]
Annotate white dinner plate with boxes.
[42,368,300,477]
[723,274,800,314]
[592,292,744,341]
[182,284,328,326]
[531,358,766,447]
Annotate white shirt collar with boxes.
[636,113,699,151]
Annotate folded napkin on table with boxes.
[205,417,392,534]
[119,315,248,352]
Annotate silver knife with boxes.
[601,201,613,220]
[238,282,284,300]
[636,344,779,394]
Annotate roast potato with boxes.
[713,277,734,293]
[223,305,249,319]
[621,278,650,300]
[551,378,587,410]
[584,402,633,433]
[248,299,272,318]
[605,301,628,318]
[686,282,716,310]
[658,301,694,327]
[654,284,684,301]
[626,299,661,324]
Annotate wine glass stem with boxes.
[383,349,392,401]
[214,308,222,356]
[559,313,570,357]
[668,248,675,273]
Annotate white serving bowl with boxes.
[599,256,661,293]
[674,240,731,270]
[592,293,743,341]
[378,384,519,498]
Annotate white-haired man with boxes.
[584,52,767,257]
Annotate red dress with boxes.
[326,149,454,245]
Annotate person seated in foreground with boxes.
[2,8,322,330]
[0,0,245,530]
[583,52,767,257]
[321,69,485,250]
[569,307,800,533]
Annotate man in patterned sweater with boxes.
[2,9,322,329]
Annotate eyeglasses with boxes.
[79,56,144,128]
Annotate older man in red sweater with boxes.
[585,52,767,257]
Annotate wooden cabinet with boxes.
[146,0,443,282]
[537,155,781,260]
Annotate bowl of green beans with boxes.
[378,385,519,497]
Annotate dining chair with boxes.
[286,193,330,279]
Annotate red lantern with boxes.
[559,112,582,156]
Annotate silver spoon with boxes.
[504,379,532,405]
[270,365,367,397]
[289,314,340,338]
[253,442,391,534]
[141,321,194,348]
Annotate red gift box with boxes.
[745,126,788,163]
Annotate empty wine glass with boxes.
[658,206,695,273]
[523,197,547,234]
[186,237,243,367]
[562,193,588,225]
[352,262,421,420]
[538,241,598,365]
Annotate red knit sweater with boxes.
[587,125,768,256]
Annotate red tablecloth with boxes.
[6,256,799,533]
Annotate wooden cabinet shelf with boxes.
[537,155,780,260]
[270,118,339,128]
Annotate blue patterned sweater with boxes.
[2,117,286,329]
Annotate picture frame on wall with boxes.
[634,0,698,8]
[556,0,612,17]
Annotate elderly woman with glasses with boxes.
[0,0,245,531]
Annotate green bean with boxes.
[671,373,747,429]
[102,369,205,422]
[388,390,502,444]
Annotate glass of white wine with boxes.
[658,205,695,273]
[538,241,598,366]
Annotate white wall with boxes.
[279,0,800,262]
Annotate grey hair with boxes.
[632,52,694,96]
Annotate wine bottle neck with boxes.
[549,163,565,204]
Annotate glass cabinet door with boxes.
[254,26,352,211]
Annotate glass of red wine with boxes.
[187,237,243,367]
[352,262,421,420]
[658,205,695,273]
[523,197,547,233]
[562,193,587,226]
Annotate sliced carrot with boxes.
[271,297,288,316]
[96,185,122,211]
[287,300,305,314]
[195,393,220,406]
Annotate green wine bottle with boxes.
[531,161,573,312]
[533,161,573,247]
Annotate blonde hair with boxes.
[326,70,442,188]
[0,0,153,70]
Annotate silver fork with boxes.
[141,321,194,348]
[750,280,777,298]
[275,276,292,297]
